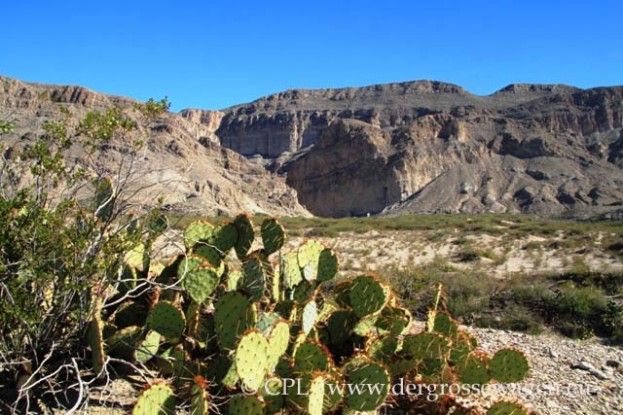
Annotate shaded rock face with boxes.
[211,81,623,217]
[0,76,309,217]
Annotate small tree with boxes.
[0,98,170,413]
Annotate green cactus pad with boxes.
[376,305,412,336]
[489,349,530,383]
[433,311,459,337]
[233,214,255,259]
[487,401,528,415]
[243,254,267,301]
[132,382,176,415]
[212,222,239,253]
[261,377,285,414]
[261,218,285,255]
[402,332,450,361]
[135,330,161,363]
[228,394,263,415]
[113,301,148,329]
[282,252,303,289]
[214,292,256,351]
[256,312,282,335]
[190,376,210,415]
[179,257,220,304]
[348,275,391,318]
[450,331,479,365]
[124,243,148,272]
[290,280,316,304]
[307,374,325,415]
[344,361,390,412]
[366,335,399,366]
[323,373,344,414]
[317,248,338,282]
[286,373,324,415]
[354,314,379,337]
[226,270,244,291]
[193,245,222,268]
[302,300,318,335]
[333,280,353,308]
[184,221,214,250]
[235,330,269,391]
[297,240,325,281]
[267,320,290,371]
[147,301,186,342]
[326,310,357,345]
[293,341,331,373]
[456,352,490,385]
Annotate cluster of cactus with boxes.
[86,214,531,415]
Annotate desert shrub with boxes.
[0,99,170,412]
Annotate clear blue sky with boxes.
[2,1,622,111]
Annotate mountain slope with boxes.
[202,81,623,217]
[0,76,309,217]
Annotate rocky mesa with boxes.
[209,81,623,217]
[2,76,622,218]
[0,76,309,217]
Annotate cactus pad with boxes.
[282,252,303,289]
[344,361,390,411]
[297,240,325,281]
[487,401,528,415]
[302,300,318,335]
[233,214,255,259]
[293,341,331,373]
[184,221,214,249]
[267,320,290,371]
[235,330,269,391]
[212,222,238,253]
[132,382,176,415]
[214,292,256,351]
[489,349,530,383]
[147,301,186,342]
[261,218,285,255]
[433,311,459,337]
[228,394,263,415]
[402,332,450,361]
[179,256,220,304]
[317,248,338,282]
[348,275,391,318]
[450,331,479,365]
[456,352,490,385]
[242,254,267,301]
[376,305,412,336]
[135,330,161,363]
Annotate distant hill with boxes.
[2,76,622,218]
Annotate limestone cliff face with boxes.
[0,76,309,217]
[215,81,623,217]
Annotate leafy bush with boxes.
[0,100,170,412]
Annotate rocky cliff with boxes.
[208,81,623,217]
[3,75,622,218]
[0,76,309,217]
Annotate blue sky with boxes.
[2,1,622,111]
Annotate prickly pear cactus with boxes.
[132,382,175,415]
[487,401,528,415]
[489,349,530,383]
[235,330,269,391]
[343,359,390,411]
[109,214,532,415]
[146,301,185,342]
[228,394,264,415]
